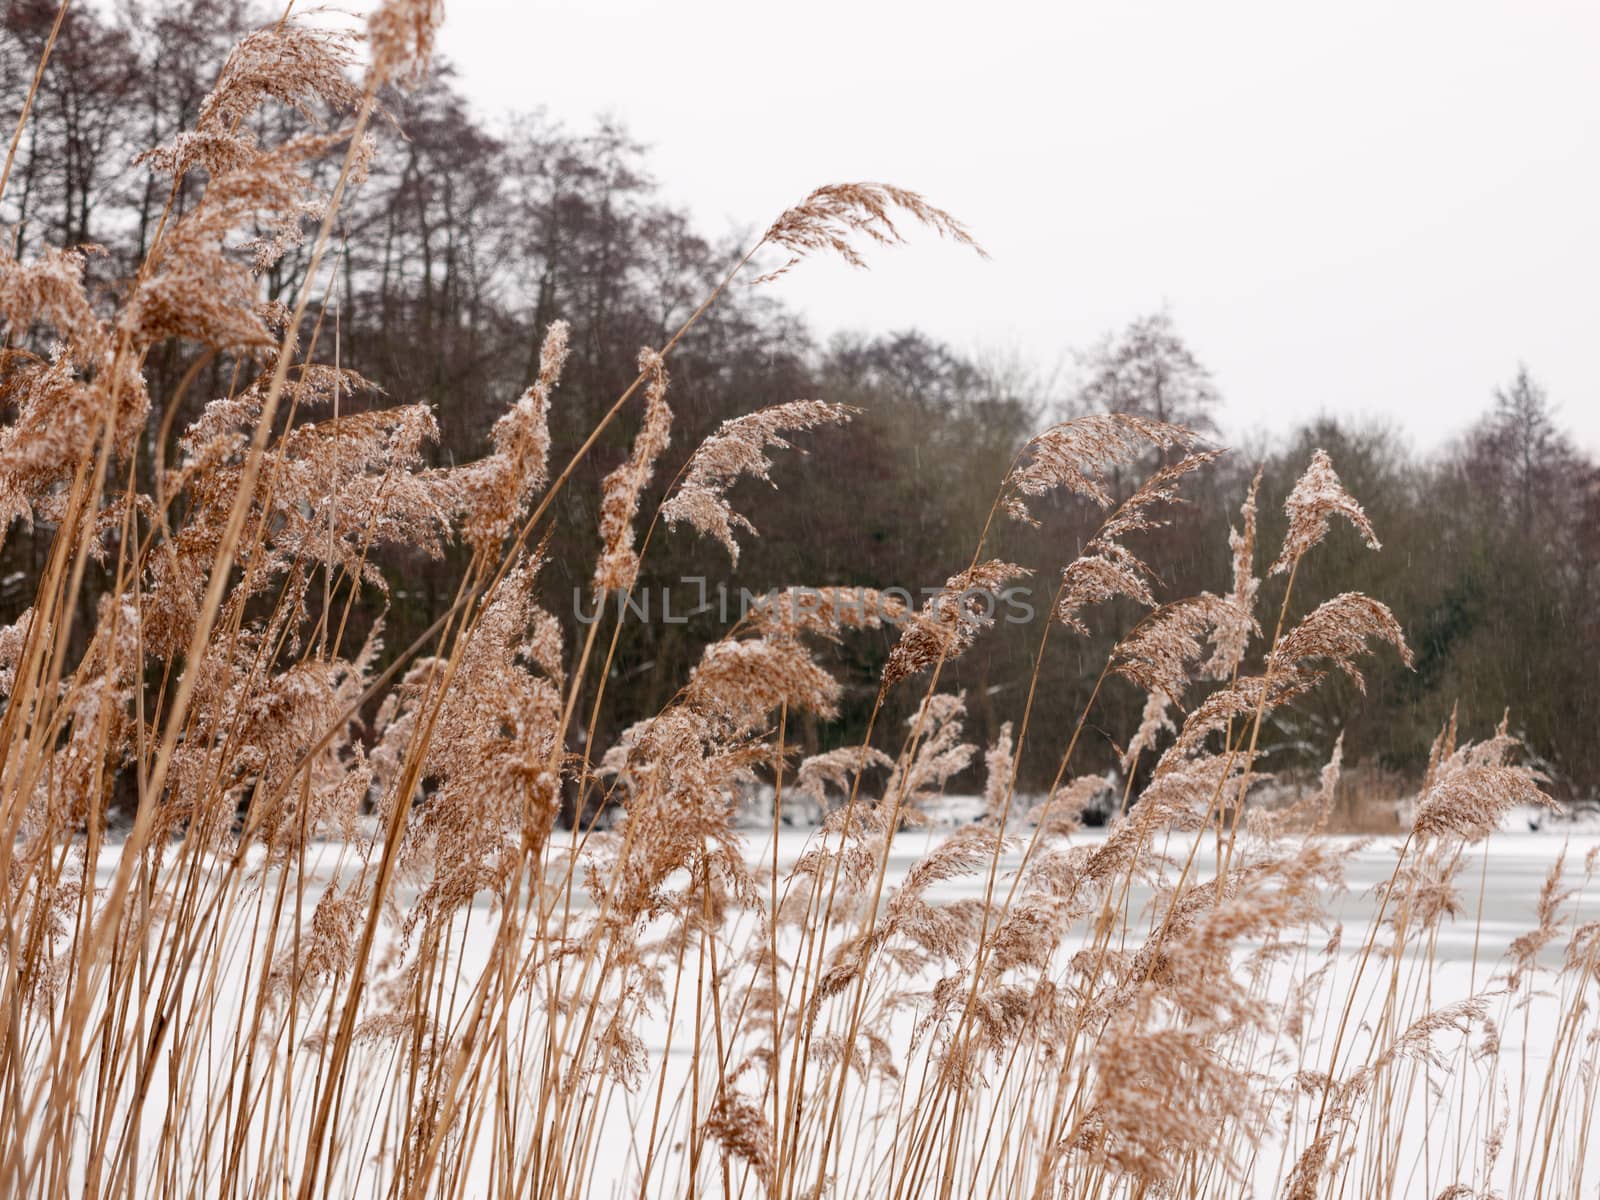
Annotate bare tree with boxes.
[1466,365,1579,538]
[1075,310,1221,435]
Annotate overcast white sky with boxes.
[426,0,1599,455]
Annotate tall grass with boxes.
[1,7,1595,1198]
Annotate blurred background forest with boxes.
[4,0,1598,812]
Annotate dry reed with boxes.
[0,8,1592,1200]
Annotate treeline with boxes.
[3,1,1598,803]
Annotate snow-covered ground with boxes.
[70,813,1600,1197]
[555,816,1600,1197]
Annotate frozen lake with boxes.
[66,816,1600,1198]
